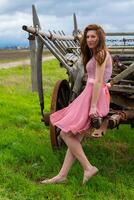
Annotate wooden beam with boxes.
[111,62,134,84]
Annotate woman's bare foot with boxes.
[40,174,67,184]
[83,166,99,184]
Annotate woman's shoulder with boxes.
[95,49,112,67]
[106,49,111,56]
[106,50,112,62]
[105,50,113,70]
[97,49,111,57]
[95,49,107,65]
[100,50,112,64]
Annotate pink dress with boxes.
[50,53,112,134]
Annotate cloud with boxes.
[0,0,134,47]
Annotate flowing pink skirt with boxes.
[50,79,110,135]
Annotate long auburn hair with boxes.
[80,24,107,72]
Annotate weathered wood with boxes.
[116,55,134,61]
[108,114,122,129]
[108,46,134,49]
[110,85,134,93]
[111,62,134,85]
[44,36,68,64]
[110,94,134,109]
[36,36,44,117]
[121,61,134,65]
[129,94,134,98]
[110,49,134,54]
[50,30,67,55]
[73,13,79,36]
[38,33,72,74]
[22,25,74,41]
[119,79,134,84]
[32,5,41,30]
[28,34,37,92]
[106,32,134,36]
[108,110,134,129]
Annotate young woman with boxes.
[40,24,113,184]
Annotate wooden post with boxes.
[36,36,44,117]
[28,34,37,92]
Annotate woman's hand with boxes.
[89,106,97,116]
[106,82,111,88]
[89,110,103,129]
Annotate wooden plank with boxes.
[111,63,134,84]
[106,32,134,36]
[108,46,134,49]
[36,36,44,116]
[111,94,134,109]
[28,35,37,92]
[110,85,134,93]
[22,25,74,41]
[110,49,134,54]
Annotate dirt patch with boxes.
[0,50,30,61]
[0,49,51,62]
[0,55,55,69]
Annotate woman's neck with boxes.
[92,48,96,56]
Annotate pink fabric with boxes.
[50,53,112,134]
[86,52,112,82]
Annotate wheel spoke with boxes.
[50,80,70,149]
[60,87,68,106]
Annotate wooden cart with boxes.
[23,5,134,149]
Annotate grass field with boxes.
[0,59,133,200]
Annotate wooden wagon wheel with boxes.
[50,79,70,149]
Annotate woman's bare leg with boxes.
[58,133,85,177]
[60,131,93,171]
[40,131,98,184]
[40,133,84,184]
[60,131,98,184]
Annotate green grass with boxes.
[0,59,134,200]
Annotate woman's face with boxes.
[86,30,99,49]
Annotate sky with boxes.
[0,0,134,47]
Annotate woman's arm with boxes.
[89,52,109,115]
